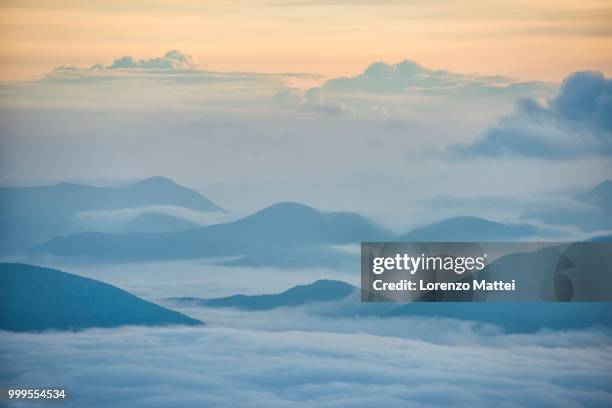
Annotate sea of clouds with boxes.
[2,322,611,407]
[2,259,612,407]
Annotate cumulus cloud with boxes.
[268,86,348,115]
[44,49,318,91]
[1,324,611,407]
[260,59,551,120]
[268,88,303,110]
[52,50,200,73]
[105,50,200,70]
[6,53,549,125]
[2,53,600,220]
[452,71,612,159]
[322,60,546,95]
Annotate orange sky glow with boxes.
[1,0,611,82]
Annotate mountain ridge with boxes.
[168,279,357,310]
[399,216,539,242]
[30,201,390,265]
[0,263,202,332]
[0,177,223,253]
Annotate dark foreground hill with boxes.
[0,263,202,332]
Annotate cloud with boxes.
[267,86,348,115]
[4,53,549,124]
[44,50,317,89]
[70,205,243,233]
[553,71,612,134]
[105,50,200,70]
[1,324,610,407]
[268,88,303,110]
[452,71,612,159]
[1,50,325,114]
[322,60,546,95]
[2,53,601,220]
[52,50,200,74]
[259,59,552,120]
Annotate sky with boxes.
[0,0,610,232]
[1,0,611,82]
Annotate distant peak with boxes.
[443,216,496,223]
[592,180,612,191]
[308,279,356,289]
[258,202,322,216]
[267,201,318,211]
[134,176,177,187]
[581,179,612,207]
[239,202,323,224]
[432,216,534,229]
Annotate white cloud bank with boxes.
[1,325,611,407]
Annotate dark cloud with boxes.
[452,71,612,159]
[553,71,612,133]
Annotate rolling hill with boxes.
[31,202,390,265]
[520,180,612,232]
[168,279,356,310]
[0,263,202,332]
[0,176,223,253]
[163,243,612,333]
[399,216,539,242]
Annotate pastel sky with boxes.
[1,0,610,235]
[1,0,611,81]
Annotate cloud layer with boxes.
[1,51,606,226]
[1,325,611,407]
[453,71,612,159]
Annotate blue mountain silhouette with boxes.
[169,279,356,310]
[164,245,612,333]
[0,177,223,253]
[581,180,612,208]
[31,202,389,265]
[0,263,202,332]
[399,216,539,241]
[520,180,612,232]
